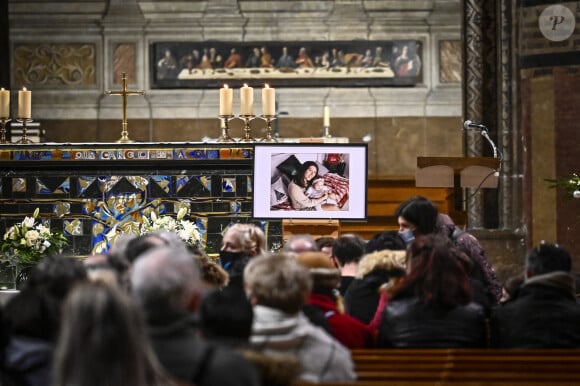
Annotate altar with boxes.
[0,142,280,256]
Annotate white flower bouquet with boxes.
[102,207,202,251]
[1,208,69,266]
[141,207,202,247]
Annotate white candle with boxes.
[262,84,276,116]
[240,84,253,116]
[18,87,31,119]
[0,88,9,118]
[323,105,330,127]
[219,84,233,116]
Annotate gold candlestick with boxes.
[260,115,278,142]
[217,115,236,143]
[105,72,144,143]
[0,118,10,144]
[16,118,33,144]
[239,115,256,142]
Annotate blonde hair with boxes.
[223,223,267,256]
[244,253,311,314]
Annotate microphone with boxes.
[463,120,488,131]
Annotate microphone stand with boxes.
[479,129,498,159]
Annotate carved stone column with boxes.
[462,0,486,228]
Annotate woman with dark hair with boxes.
[287,161,338,211]
[395,196,439,245]
[377,235,486,348]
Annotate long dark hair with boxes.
[293,161,319,188]
[392,235,472,308]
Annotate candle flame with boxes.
[0,88,4,91]
[243,83,248,87]
[224,84,229,89]
[22,87,27,91]
[265,84,270,88]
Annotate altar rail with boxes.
[341,178,465,239]
[296,348,580,386]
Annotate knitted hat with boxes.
[296,251,340,289]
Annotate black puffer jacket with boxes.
[490,272,580,348]
[378,297,487,348]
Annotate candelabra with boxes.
[0,118,10,144]
[217,115,236,142]
[16,118,33,144]
[239,115,256,142]
[260,115,278,142]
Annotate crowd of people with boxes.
[1,195,580,385]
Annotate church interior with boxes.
[0,0,579,283]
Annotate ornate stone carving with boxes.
[13,43,96,86]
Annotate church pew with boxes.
[295,348,580,386]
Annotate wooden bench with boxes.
[296,348,580,386]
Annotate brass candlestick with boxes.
[16,118,33,144]
[260,115,278,142]
[239,115,256,142]
[217,115,236,143]
[0,118,10,144]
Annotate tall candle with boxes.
[262,84,275,116]
[0,88,9,118]
[219,84,233,116]
[323,105,330,127]
[18,87,31,119]
[240,84,253,116]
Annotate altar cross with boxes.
[105,72,144,143]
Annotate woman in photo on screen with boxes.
[287,161,339,211]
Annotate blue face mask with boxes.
[399,229,415,245]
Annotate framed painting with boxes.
[252,143,367,220]
[151,40,422,88]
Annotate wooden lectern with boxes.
[416,156,500,210]
[282,219,341,243]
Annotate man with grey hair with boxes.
[131,246,260,386]
[244,252,356,383]
[283,234,318,255]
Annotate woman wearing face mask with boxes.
[395,196,439,246]
[219,223,267,288]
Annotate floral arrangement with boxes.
[546,173,580,199]
[1,208,69,266]
[141,208,202,246]
[104,207,202,250]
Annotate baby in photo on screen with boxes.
[305,177,337,210]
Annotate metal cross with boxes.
[105,72,144,143]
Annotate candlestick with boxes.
[262,84,275,116]
[0,118,10,144]
[239,114,256,142]
[16,118,33,144]
[240,84,253,116]
[217,114,236,143]
[219,84,233,116]
[18,87,31,119]
[0,88,9,118]
[260,115,278,142]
